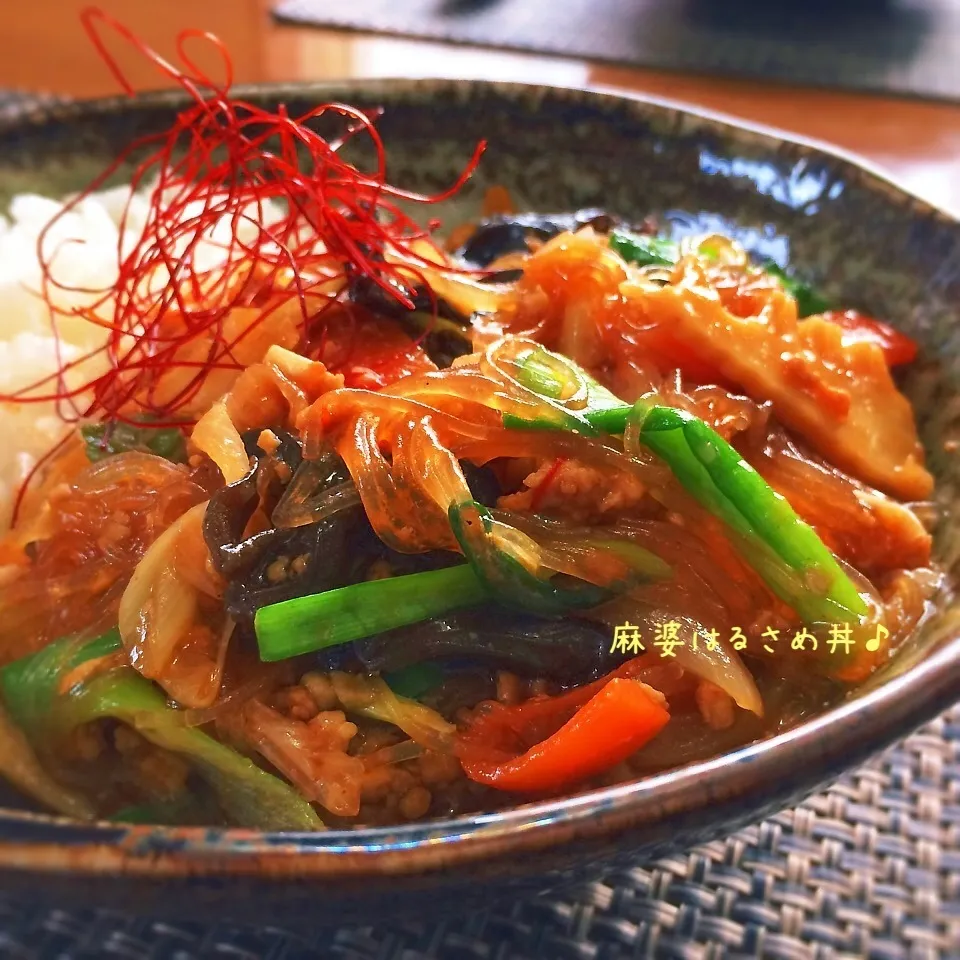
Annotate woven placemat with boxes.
[0,702,955,959]
[273,0,960,104]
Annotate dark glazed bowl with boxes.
[0,80,959,928]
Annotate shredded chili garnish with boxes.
[528,456,567,512]
[4,7,484,519]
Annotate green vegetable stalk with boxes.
[0,697,94,820]
[328,672,456,752]
[256,564,489,661]
[448,501,614,616]
[761,262,831,318]
[0,631,323,831]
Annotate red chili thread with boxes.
[528,457,567,512]
[4,7,486,521]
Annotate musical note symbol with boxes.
[864,624,889,653]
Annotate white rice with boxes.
[0,185,284,529]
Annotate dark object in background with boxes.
[456,209,617,267]
[348,274,474,367]
[274,0,944,102]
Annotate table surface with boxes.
[1,0,959,217]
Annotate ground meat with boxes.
[416,750,462,787]
[301,672,339,712]
[497,459,650,524]
[354,764,435,824]
[270,684,321,722]
[398,785,432,820]
[358,765,395,803]
[695,681,736,730]
[256,429,281,456]
[64,722,107,763]
[113,724,190,798]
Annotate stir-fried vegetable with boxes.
[460,678,669,792]
[329,672,456,753]
[455,652,685,790]
[118,501,230,709]
[81,419,188,464]
[506,346,869,628]
[608,231,679,269]
[256,564,488,661]
[0,632,323,831]
[609,228,833,318]
[0,698,94,819]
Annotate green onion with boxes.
[501,343,867,625]
[383,663,445,700]
[448,500,616,616]
[609,228,831,318]
[0,632,323,831]
[609,231,679,267]
[81,419,187,463]
[626,404,865,623]
[761,262,831,317]
[255,564,490,662]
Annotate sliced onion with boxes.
[588,599,763,716]
[670,621,763,716]
[118,501,231,709]
[330,672,457,754]
[119,504,201,676]
[191,401,250,485]
[362,740,424,768]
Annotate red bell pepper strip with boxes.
[459,678,670,793]
[821,310,918,367]
[457,653,668,757]
[323,309,438,389]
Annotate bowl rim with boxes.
[0,76,958,880]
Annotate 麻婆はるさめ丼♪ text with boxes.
[609,621,889,657]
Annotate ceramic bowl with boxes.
[0,80,958,929]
